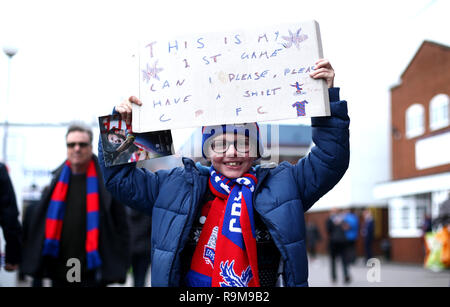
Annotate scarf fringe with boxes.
[87,251,102,270]
[42,239,59,257]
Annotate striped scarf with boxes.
[42,159,102,270]
[186,166,259,287]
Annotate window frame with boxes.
[429,93,449,131]
[405,103,425,139]
[389,194,431,238]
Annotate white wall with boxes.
[309,87,391,212]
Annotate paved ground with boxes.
[2,267,151,287]
[4,256,449,287]
[307,255,450,287]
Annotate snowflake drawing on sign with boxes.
[142,61,163,83]
[281,28,308,49]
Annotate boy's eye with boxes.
[212,140,228,153]
[236,138,249,146]
[235,140,247,151]
[211,137,251,153]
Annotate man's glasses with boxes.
[67,142,90,148]
[211,138,251,154]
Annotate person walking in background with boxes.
[306,221,322,260]
[21,123,130,287]
[20,197,43,287]
[362,208,375,262]
[0,162,22,272]
[422,214,432,234]
[343,208,359,265]
[126,207,152,287]
[326,208,351,284]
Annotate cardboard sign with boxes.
[133,20,329,133]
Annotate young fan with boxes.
[99,59,350,287]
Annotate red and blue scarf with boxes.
[186,166,260,287]
[42,159,102,270]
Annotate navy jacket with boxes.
[99,88,350,286]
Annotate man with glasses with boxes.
[21,123,130,287]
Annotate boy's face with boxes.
[207,133,256,179]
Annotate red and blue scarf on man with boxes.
[42,159,102,270]
[186,166,260,287]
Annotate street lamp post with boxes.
[2,46,18,163]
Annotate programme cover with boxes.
[99,114,174,166]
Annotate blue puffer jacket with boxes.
[98,88,350,287]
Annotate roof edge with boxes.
[400,40,450,79]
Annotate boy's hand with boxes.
[310,59,335,88]
[115,96,142,125]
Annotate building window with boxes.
[429,94,449,131]
[401,206,411,229]
[389,193,431,238]
[406,104,425,138]
[415,194,430,230]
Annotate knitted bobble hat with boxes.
[201,123,263,159]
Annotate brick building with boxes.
[374,41,450,263]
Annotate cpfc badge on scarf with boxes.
[219,260,253,287]
[204,226,218,268]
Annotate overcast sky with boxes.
[0,0,448,138]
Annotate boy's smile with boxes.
[207,134,256,179]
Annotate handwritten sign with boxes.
[133,20,329,133]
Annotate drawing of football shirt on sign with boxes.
[292,100,309,117]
